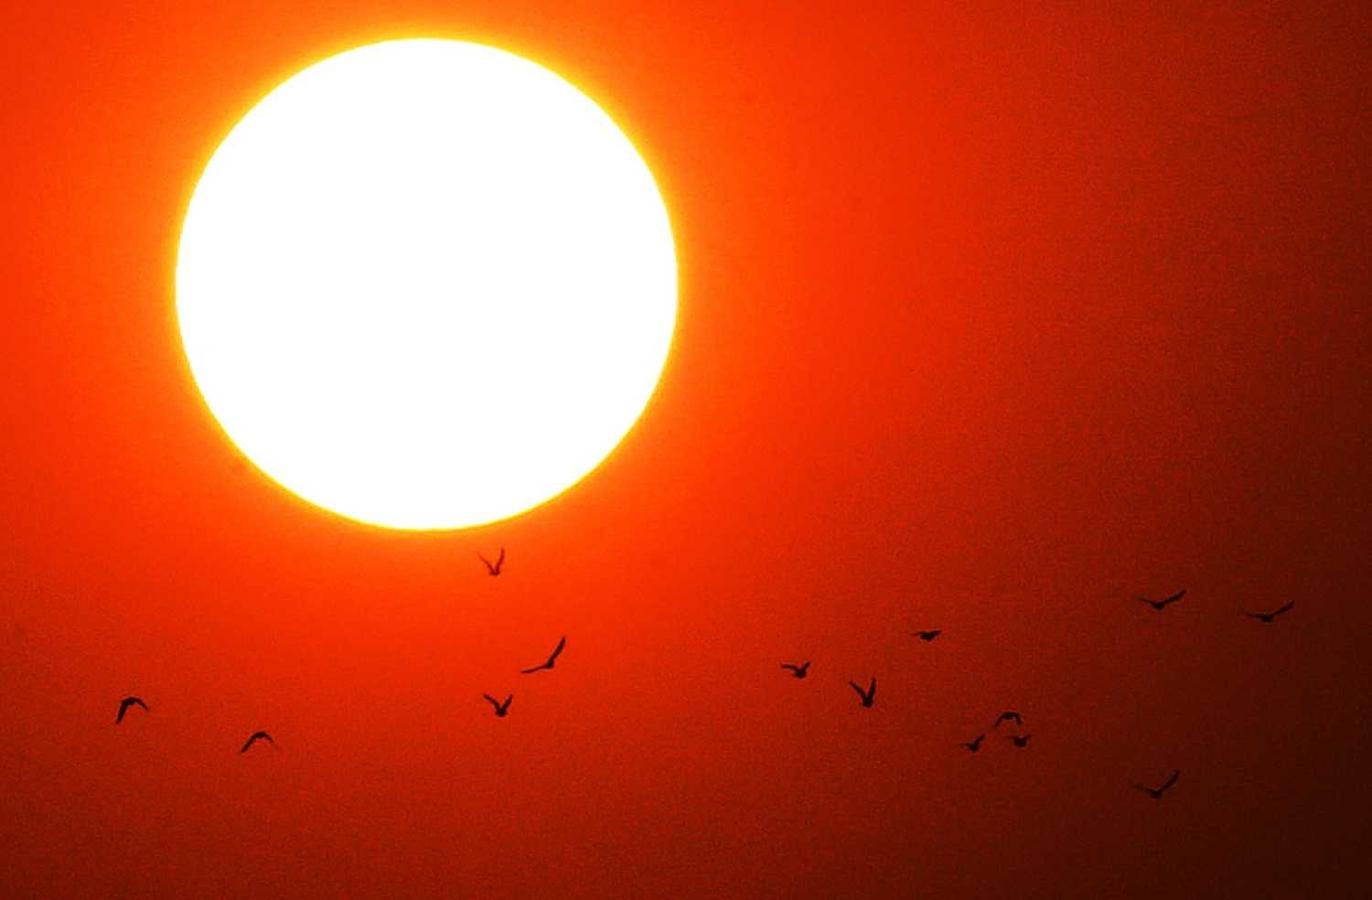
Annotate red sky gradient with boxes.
[2,2,1368,897]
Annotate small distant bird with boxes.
[994,711,1024,729]
[240,731,274,754]
[1133,769,1180,800]
[520,636,567,674]
[912,630,942,642]
[115,696,148,725]
[1007,734,1032,748]
[781,661,811,679]
[479,547,506,577]
[1245,601,1295,623]
[962,734,986,752]
[849,677,877,708]
[1137,589,1186,611]
[483,694,513,718]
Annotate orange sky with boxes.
[2,2,1369,897]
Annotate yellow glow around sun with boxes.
[177,40,677,529]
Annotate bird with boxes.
[240,731,275,754]
[849,677,876,708]
[1007,734,1032,748]
[1137,589,1186,611]
[1133,769,1180,799]
[483,694,513,718]
[479,547,505,576]
[994,711,1024,729]
[781,661,811,679]
[520,636,567,674]
[962,734,986,752]
[1245,601,1295,623]
[115,696,148,725]
[912,630,942,642]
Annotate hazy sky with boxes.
[2,2,1368,897]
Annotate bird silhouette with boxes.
[849,678,876,708]
[781,661,811,679]
[912,630,942,642]
[483,694,513,717]
[1007,734,1032,748]
[520,636,566,674]
[994,711,1024,729]
[1137,589,1186,611]
[1245,601,1295,623]
[240,731,274,753]
[962,733,986,752]
[1133,769,1180,799]
[115,696,148,725]
[479,547,505,576]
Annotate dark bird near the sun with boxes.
[483,693,513,717]
[781,661,811,679]
[1008,734,1032,748]
[1137,589,1186,611]
[912,630,942,642]
[994,711,1024,729]
[520,636,567,674]
[479,547,505,576]
[1245,601,1295,623]
[1133,769,1181,800]
[849,677,876,708]
[115,696,148,725]
[240,731,274,754]
[962,733,986,752]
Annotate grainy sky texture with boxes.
[2,2,1368,897]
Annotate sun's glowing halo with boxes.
[176,40,677,529]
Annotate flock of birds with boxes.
[775,587,1295,800]
[110,556,1298,801]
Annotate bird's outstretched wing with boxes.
[848,681,865,699]
[1244,612,1268,620]
[548,636,566,663]
[519,663,546,675]
[482,694,500,709]
[1163,589,1186,605]
[1159,770,1180,792]
[496,547,506,570]
[478,553,495,574]
[1271,601,1295,617]
[240,732,272,753]
[782,664,800,673]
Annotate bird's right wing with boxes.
[1160,770,1180,791]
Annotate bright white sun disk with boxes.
[177,40,677,529]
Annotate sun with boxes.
[176,39,677,530]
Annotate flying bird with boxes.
[483,693,513,718]
[962,734,986,753]
[1133,769,1180,799]
[1245,601,1295,623]
[479,547,506,576]
[240,731,275,753]
[994,711,1024,729]
[1007,734,1032,748]
[781,661,811,679]
[1137,589,1186,611]
[115,696,148,725]
[520,636,567,674]
[849,678,876,708]
[912,630,942,642]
